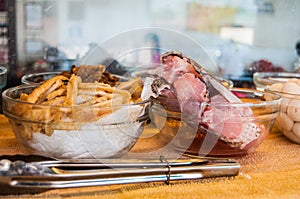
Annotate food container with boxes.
[273,90,300,144]
[253,72,300,144]
[151,88,281,157]
[253,72,300,91]
[2,84,150,159]
[21,71,62,85]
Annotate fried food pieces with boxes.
[13,65,144,140]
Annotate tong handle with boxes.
[6,162,240,188]
[38,158,210,168]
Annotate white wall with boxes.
[57,0,151,47]
[253,0,300,48]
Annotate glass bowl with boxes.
[253,72,300,144]
[21,71,62,85]
[150,88,281,157]
[253,72,300,91]
[2,84,150,159]
[272,90,300,144]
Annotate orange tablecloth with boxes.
[1,114,300,198]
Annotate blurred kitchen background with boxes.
[1,0,300,88]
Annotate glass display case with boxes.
[4,0,300,88]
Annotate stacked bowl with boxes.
[254,72,300,143]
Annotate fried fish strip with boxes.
[64,74,81,105]
[78,82,114,93]
[78,81,131,103]
[42,96,66,106]
[116,77,143,101]
[26,75,68,104]
[76,94,95,104]
[78,89,112,97]
[46,86,67,101]
[79,96,112,106]
[22,107,52,123]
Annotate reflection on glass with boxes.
[12,0,300,88]
[0,66,7,90]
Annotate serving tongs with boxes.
[0,156,240,189]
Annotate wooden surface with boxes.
[0,114,300,198]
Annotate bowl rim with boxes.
[253,72,300,97]
[2,84,150,108]
[21,71,62,85]
[0,65,7,75]
[21,71,129,85]
[253,71,300,84]
[266,88,300,98]
[153,87,282,108]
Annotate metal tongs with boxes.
[0,156,240,189]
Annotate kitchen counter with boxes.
[0,114,300,198]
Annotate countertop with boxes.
[0,114,300,198]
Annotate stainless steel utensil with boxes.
[0,157,240,189]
